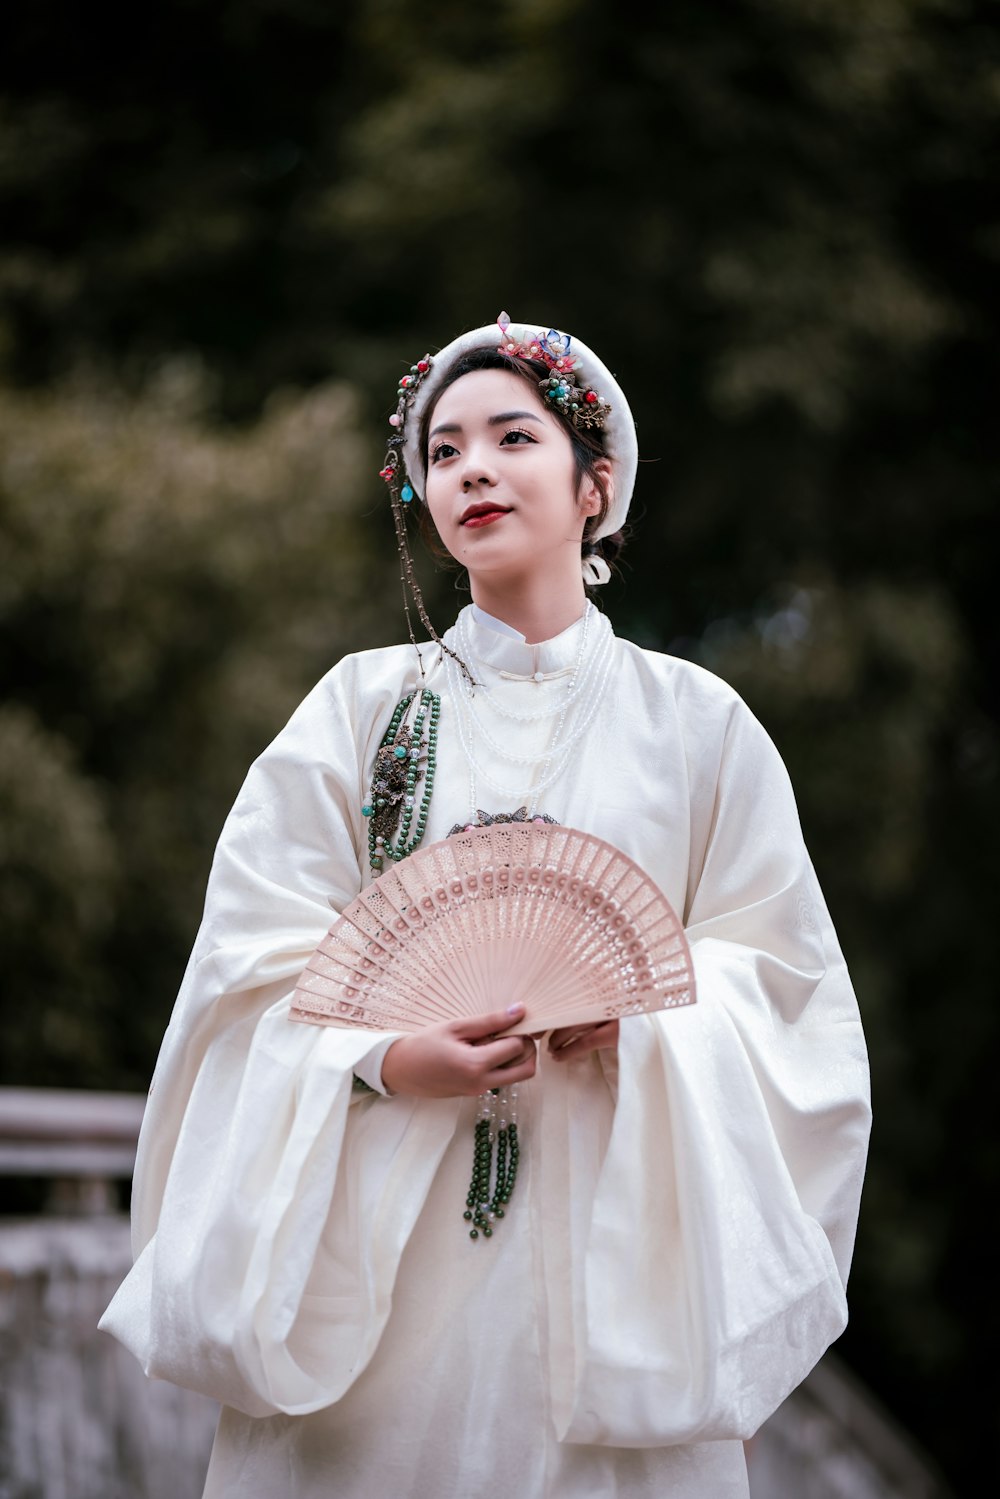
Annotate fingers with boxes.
[479,1055,536,1091]
[381,1025,536,1099]
[549,1025,591,1052]
[451,1003,526,1041]
[458,1031,536,1095]
[549,1022,602,1052]
[474,1033,535,1071]
[481,1050,537,1090]
[549,1020,619,1062]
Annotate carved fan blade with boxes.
[290,823,696,1035]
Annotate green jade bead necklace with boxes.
[363,688,440,871]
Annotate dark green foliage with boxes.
[0,368,390,1085]
[2,2,997,1489]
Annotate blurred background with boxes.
[1,1,996,1494]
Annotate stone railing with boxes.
[0,1087,955,1499]
[0,1086,218,1499]
[0,1085,145,1213]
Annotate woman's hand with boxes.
[547,1020,619,1062]
[381,1003,538,1098]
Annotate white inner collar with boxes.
[454,603,606,680]
[470,603,526,642]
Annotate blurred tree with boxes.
[0,700,116,1079]
[0,364,390,1085]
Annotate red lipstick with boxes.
[460,502,512,527]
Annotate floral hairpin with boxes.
[496,311,611,432]
[379,352,434,503]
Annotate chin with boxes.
[455,538,526,570]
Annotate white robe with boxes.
[100,605,871,1498]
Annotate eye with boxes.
[500,427,536,446]
[429,441,459,465]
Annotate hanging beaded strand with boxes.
[380,357,477,688]
[463,1085,520,1240]
[363,688,440,871]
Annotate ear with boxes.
[578,457,614,518]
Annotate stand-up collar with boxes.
[453,603,607,680]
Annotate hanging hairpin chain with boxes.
[379,355,478,689]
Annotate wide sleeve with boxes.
[547,693,871,1447]
[98,654,461,1417]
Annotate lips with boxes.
[460,502,512,526]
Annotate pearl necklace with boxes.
[453,607,607,725]
[445,606,615,817]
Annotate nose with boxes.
[460,445,498,491]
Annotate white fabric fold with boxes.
[99,608,871,1496]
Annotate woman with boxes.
[101,313,872,1498]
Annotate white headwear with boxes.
[398,315,638,580]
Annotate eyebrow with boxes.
[428,410,544,439]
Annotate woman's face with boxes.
[422,368,602,588]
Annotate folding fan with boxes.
[290,822,695,1036]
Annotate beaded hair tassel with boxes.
[379,355,477,688]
